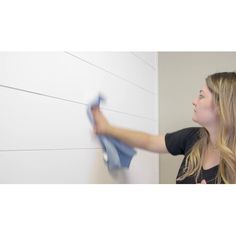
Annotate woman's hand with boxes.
[91,107,111,135]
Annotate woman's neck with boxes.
[205,125,218,148]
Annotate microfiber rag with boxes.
[87,94,137,170]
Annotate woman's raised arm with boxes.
[92,107,169,153]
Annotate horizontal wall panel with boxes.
[131,52,157,69]
[0,149,158,184]
[0,52,157,120]
[0,87,157,150]
[0,52,158,184]
[67,52,157,93]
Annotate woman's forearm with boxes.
[105,125,150,150]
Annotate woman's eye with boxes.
[199,94,204,99]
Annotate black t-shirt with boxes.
[165,127,221,184]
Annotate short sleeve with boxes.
[165,127,201,156]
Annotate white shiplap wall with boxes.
[0,52,158,183]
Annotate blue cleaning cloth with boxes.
[87,94,137,170]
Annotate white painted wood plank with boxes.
[66,52,157,93]
[131,52,157,69]
[0,52,157,120]
[0,149,158,183]
[0,87,157,150]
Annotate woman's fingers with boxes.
[91,107,109,135]
[201,179,207,184]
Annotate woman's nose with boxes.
[192,99,197,107]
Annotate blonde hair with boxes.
[177,72,236,184]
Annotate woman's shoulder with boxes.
[178,126,201,133]
[165,127,202,156]
[179,127,202,138]
[166,127,201,138]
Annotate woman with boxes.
[92,72,236,184]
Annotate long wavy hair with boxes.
[177,72,236,184]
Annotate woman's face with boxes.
[192,83,219,127]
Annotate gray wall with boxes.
[159,52,236,184]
